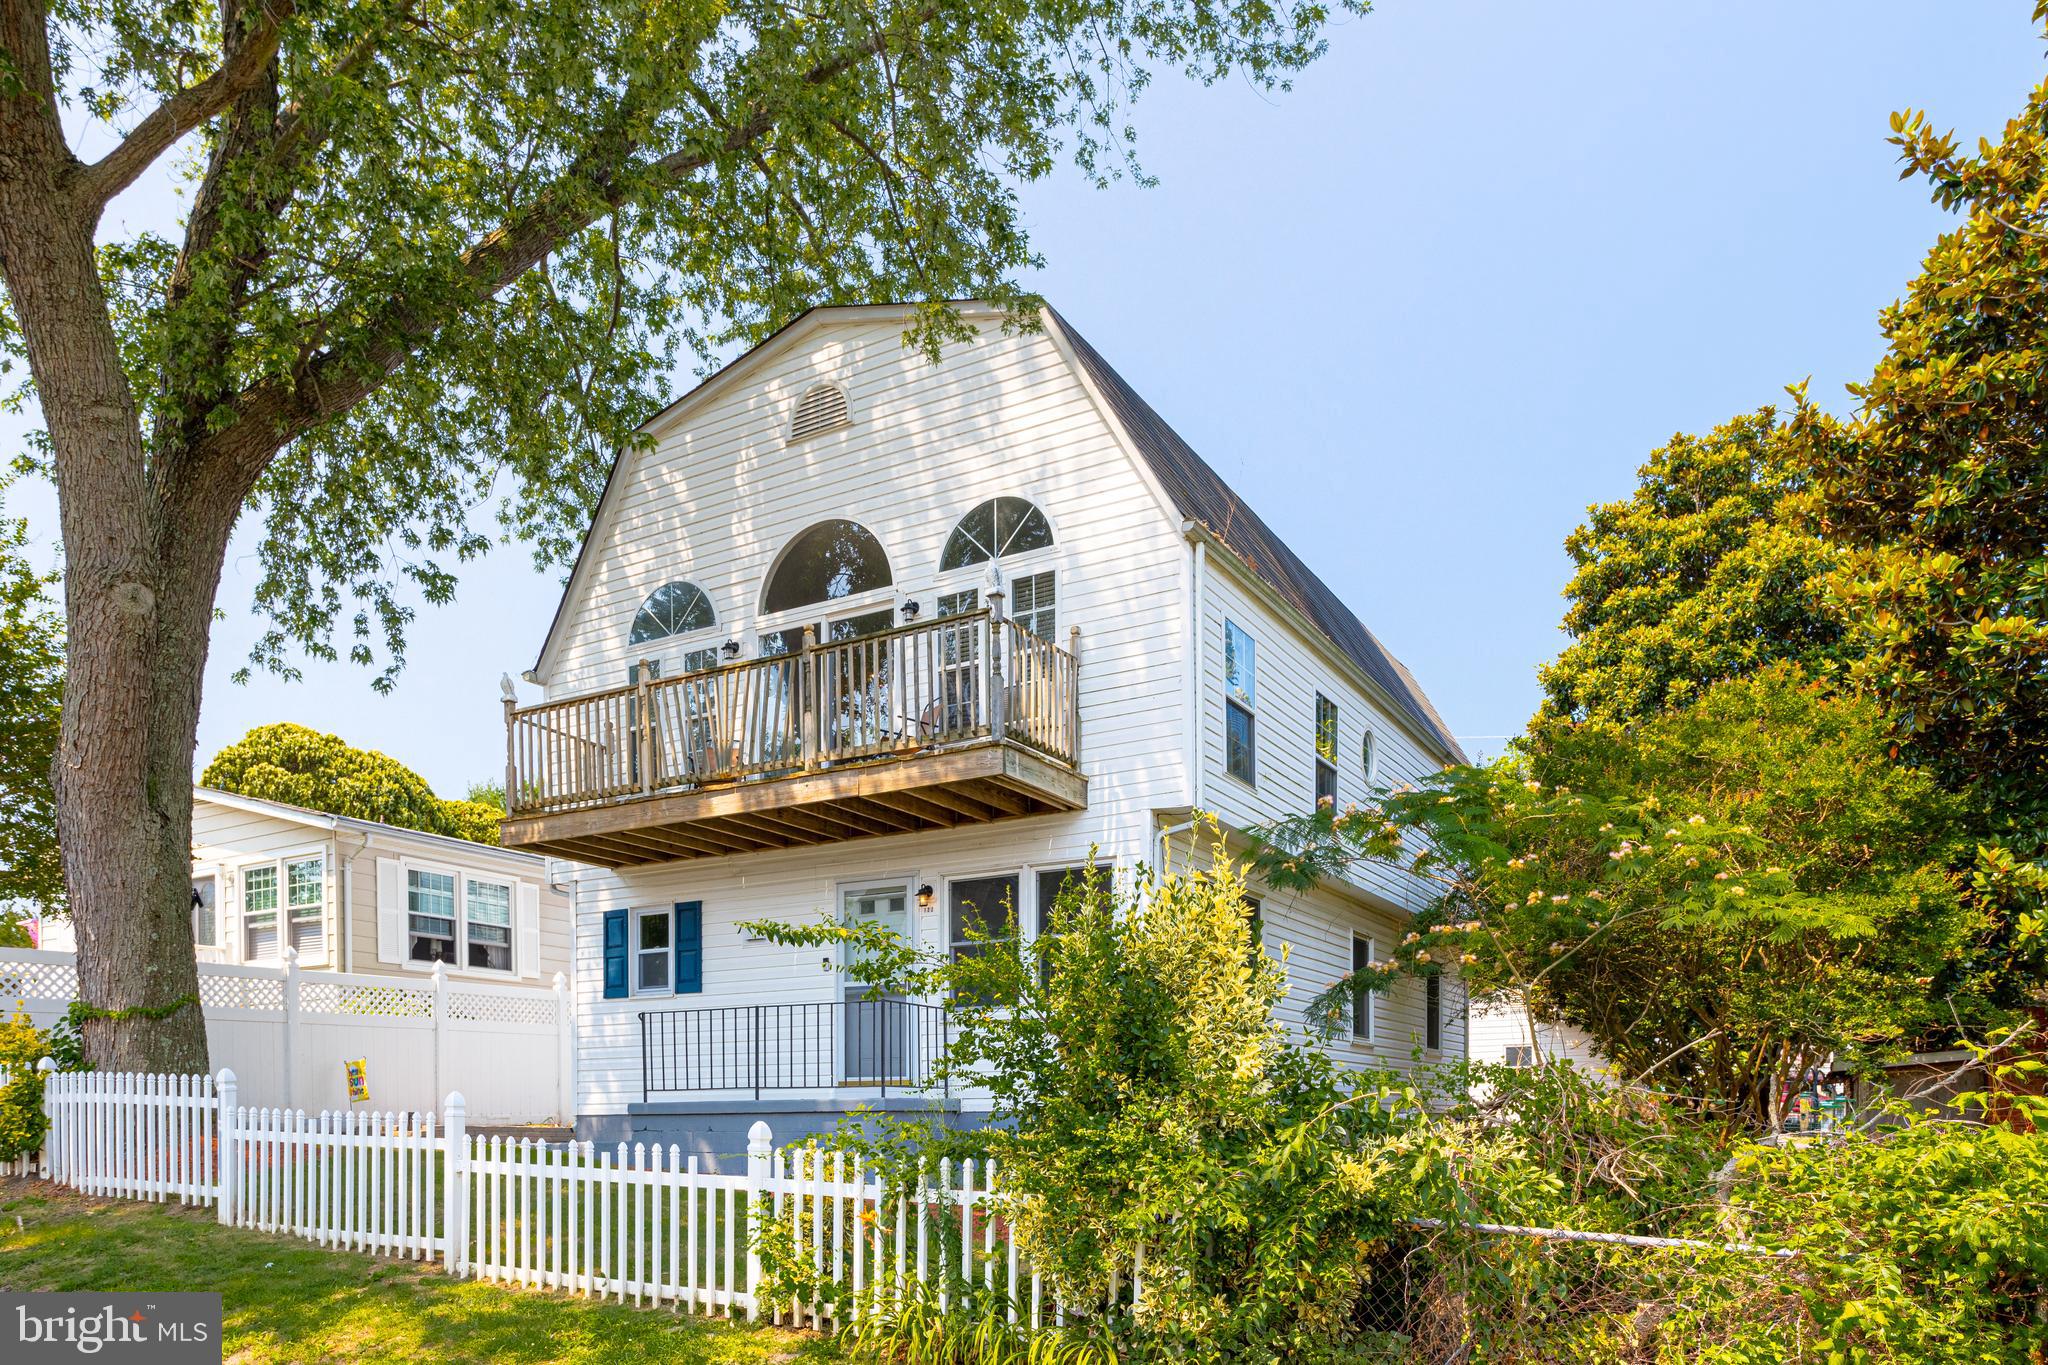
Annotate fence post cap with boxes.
[216,1067,236,1085]
[35,1056,56,1072]
[552,970,568,990]
[430,960,447,982]
[445,1090,466,1112]
[747,1120,773,1150]
[282,945,299,965]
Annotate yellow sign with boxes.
[343,1058,370,1104]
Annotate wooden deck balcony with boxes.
[498,610,1085,865]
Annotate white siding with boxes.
[339,825,574,987]
[571,808,1151,1115]
[193,801,338,969]
[1467,992,1608,1074]
[1167,829,1468,1081]
[1195,558,1449,914]
[538,308,1472,1118]
[192,793,572,988]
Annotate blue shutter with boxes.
[602,909,628,999]
[674,901,703,994]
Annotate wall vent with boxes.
[788,382,851,442]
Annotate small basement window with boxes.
[788,382,851,442]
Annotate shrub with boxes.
[750,837,1453,1362]
[0,1007,53,1161]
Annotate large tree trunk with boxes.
[0,35,214,1071]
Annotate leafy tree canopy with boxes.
[201,723,501,844]
[1252,667,1994,1128]
[1539,409,1843,727]
[2,0,1370,691]
[1786,69,2048,852]
[0,485,63,911]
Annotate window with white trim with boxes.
[408,868,457,964]
[407,865,518,974]
[243,864,279,959]
[635,908,672,994]
[1224,620,1257,785]
[1351,935,1375,1040]
[286,855,324,955]
[465,877,514,972]
[191,876,218,947]
[1426,973,1443,1051]
[238,855,324,960]
[1008,570,1056,641]
[1362,728,1378,787]
[1314,694,1339,808]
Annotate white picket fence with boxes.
[24,1066,1067,1332]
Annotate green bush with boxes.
[0,1008,53,1161]
[751,838,1452,1362]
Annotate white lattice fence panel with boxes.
[198,974,284,1012]
[447,990,557,1026]
[0,957,76,1001]
[300,980,434,1019]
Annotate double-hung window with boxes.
[243,864,280,960]
[636,908,672,994]
[287,856,325,955]
[1351,935,1375,1041]
[408,869,458,964]
[1009,571,1056,640]
[1224,621,1257,785]
[1314,694,1339,808]
[242,854,324,960]
[409,865,517,974]
[465,877,514,972]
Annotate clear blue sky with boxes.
[4,3,2042,792]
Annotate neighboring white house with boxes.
[40,788,575,988]
[1467,992,1609,1075]
[497,302,1472,1155]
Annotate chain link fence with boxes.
[1351,1219,1807,1363]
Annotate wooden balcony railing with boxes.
[504,609,1080,817]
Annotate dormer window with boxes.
[787,382,851,443]
[940,497,1053,571]
[763,519,893,614]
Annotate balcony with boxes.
[639,999,952,1102]
[499,610,1085,865]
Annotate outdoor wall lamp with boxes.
[917,884,935,910]
[900,599,921,622]
[721,638,742,660]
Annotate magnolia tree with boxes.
[0,0,1371,1068]
[1249,667,1993,1130]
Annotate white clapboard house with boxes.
[9,789,580,1121]
[500,302,1470,1154]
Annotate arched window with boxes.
[940,497,1053,571]
[788,382,851,442]
[628,581,716,645]
[763,519,893,613]
[1361,729,1378,786]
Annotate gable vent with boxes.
[788,382,851,442]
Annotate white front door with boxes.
[841,884,911,1082]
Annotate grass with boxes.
[0,1179,842,1364]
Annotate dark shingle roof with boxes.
[1050,309,1466,763]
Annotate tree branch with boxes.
[196,13,923,487]
[72,0,296,214]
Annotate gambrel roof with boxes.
[1044,310,1464,763]
[531,301,1463,762]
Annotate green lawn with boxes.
[0,1179,841,1364]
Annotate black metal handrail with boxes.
[639,999,952,1101]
